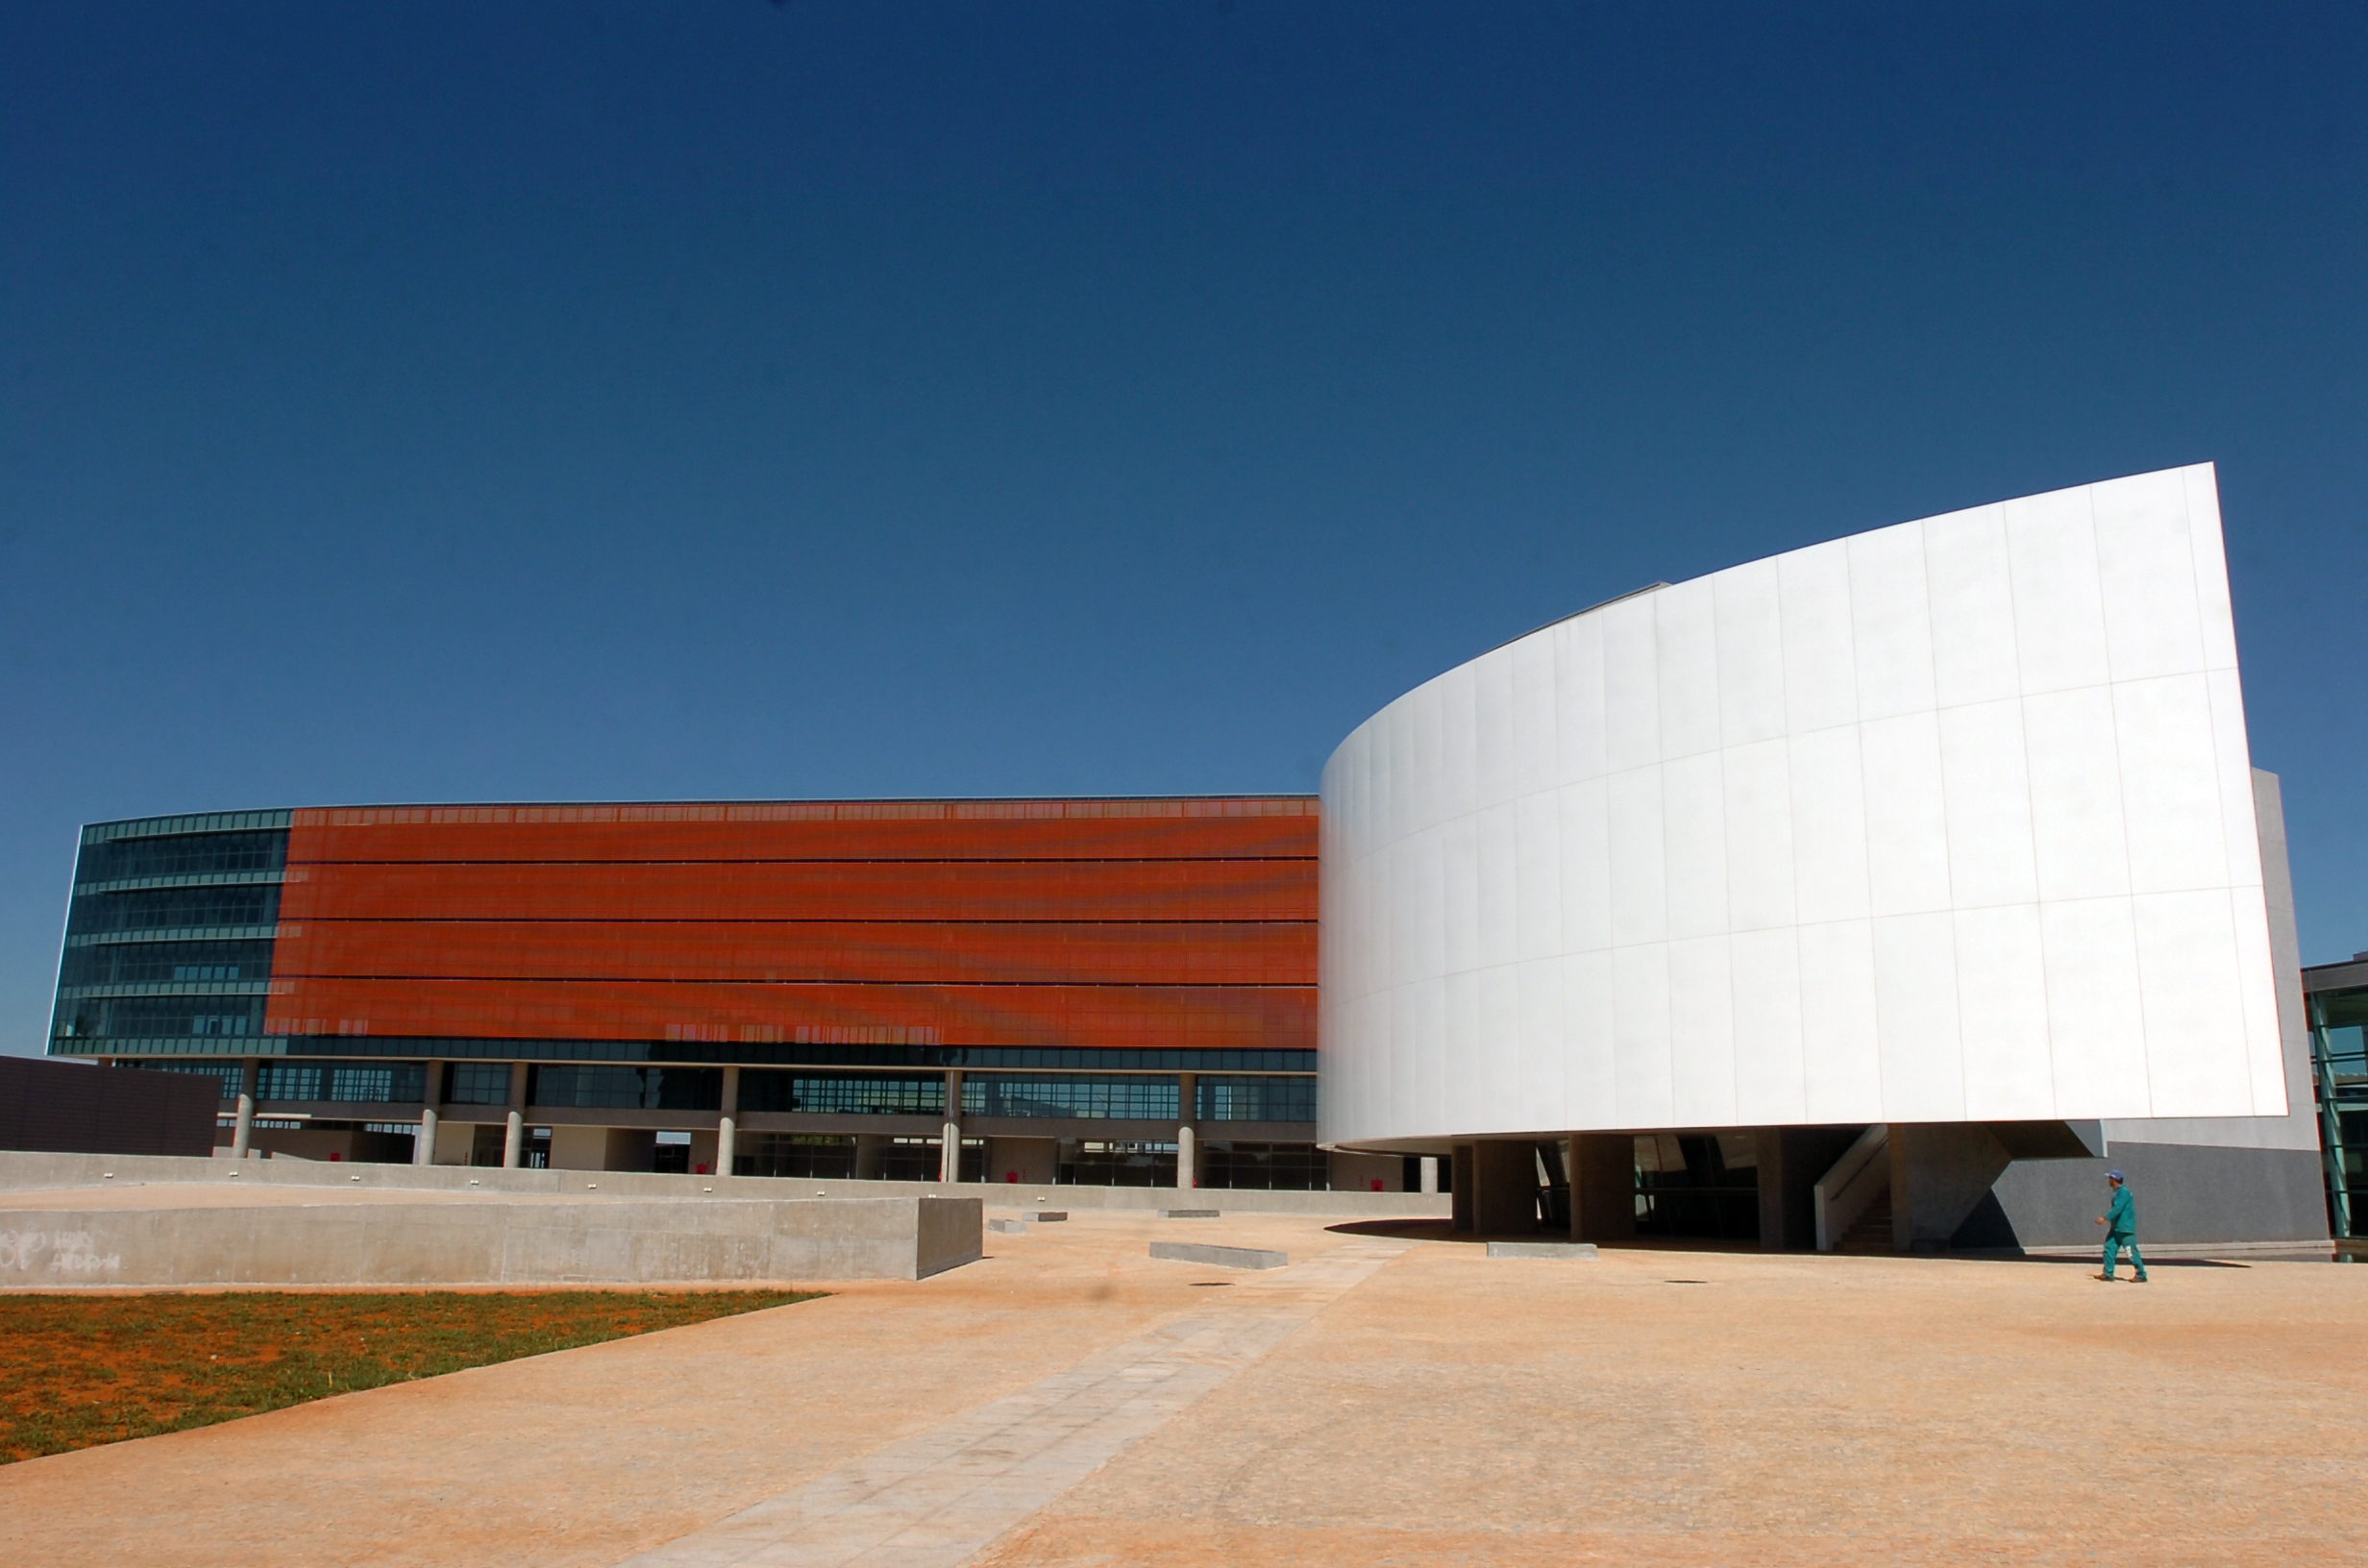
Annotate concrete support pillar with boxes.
[1756,1127,1787,1251]
[501,1062,527,1169]
[1419,1155,1439,1195]
[415,1059,444,1167]
[1175,1071,1196,1189]
[718,1065,740,1179]
[1889,1122,2014,1252]
[1757,1126,1861,1252]
[1450,1143,1476,1231]
[230,1056,259,1159]
[1568,1133,1638,1244]
[1471,1140,1542,1236]
[939,1068,963,1184]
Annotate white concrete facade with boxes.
[1319,464,2286,1146]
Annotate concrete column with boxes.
[1471,1140,1542,1236]
[1175,1071,1196,1189]
[717,1065,740,1179]
[1450,1143,1476,1231]
[501,1062,527,1169]
[1756,1127,1787,1250]
[1889,1121,2015,1252]
[415,1059,444,1167]
[230,1056,259,1158]
[1758,1127,1861,1252]
[939,1068,964,1184]
[1418,1155,1440,1195]
[1568,1133,1638,1244]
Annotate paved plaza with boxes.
[5,1207,2364,1566]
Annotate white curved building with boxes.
[1320,465,2324,1250]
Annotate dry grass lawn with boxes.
[1,1288,817,1463]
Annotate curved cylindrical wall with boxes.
[1318,463,2287,1146]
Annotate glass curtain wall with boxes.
[50,814,289,1053]
[1634,1132,1760,1240]
[2311,981,2368,1239]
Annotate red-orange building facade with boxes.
[53,797,1344,1187]
[265,798,1317,1057]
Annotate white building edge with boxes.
[1319,464,2327,1251]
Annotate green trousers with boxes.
[2103,1231,2147,1280]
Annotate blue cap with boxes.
[2107,1169,2126,1182]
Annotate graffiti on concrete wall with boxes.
[0,1230,124,1277]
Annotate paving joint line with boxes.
[609,1239,1409,1568]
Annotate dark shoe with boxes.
[2134,1275,2150,1284]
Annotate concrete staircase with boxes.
[1836,1188,1894,1254]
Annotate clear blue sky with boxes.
[5,3,2364,1055]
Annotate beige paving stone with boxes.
[614,1239,1408,1568]
[0,1209,1365,1566]
[975,1234,2368,1568]
[7,1207,2367,1568]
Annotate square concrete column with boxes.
[230,1056,259,1158]
[1757,1127,1862,1252]
[1756,1127,1788,1250]
[1568,1133,1638,1244]
[1888,1122,2015,1252]
[1175,1071,1196,1189]
[502,1062,528,1169]
[939,1068,964,1183]
[1470,1140,1542,1236]
[717,1064,740,1179]
[415,1059,444,1167]
[1418,1155,1439,1194]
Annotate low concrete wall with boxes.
[1967,1142,2331,1250]
[0,1188,979,1287]
[0,1151,1449,1218]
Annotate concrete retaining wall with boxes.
[0,1189,979,1288]
[0,1194,978,1287]
[0,1150,1449,1218]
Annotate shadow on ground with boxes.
[1323,1217,2264,1265]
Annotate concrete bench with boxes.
[1148,1240,1287,1270]
[1485,1240,1599,1260]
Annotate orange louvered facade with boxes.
[261,797,1316,1055]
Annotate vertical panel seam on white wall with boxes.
[2080,485,2159,1116]
[1906,519,1976,1116]
[2165,481,2246,1112]
[1836,535,1887,1115]
[1991,511,2058,1123]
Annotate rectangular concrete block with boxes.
[1486,1241,1601,1260]
[1148,1240,1287,1270]
[1032,1212,1068,1221]
[1159,1208,1221,1218]
[988,1218,1029,1234]
[0,1193,982,1286]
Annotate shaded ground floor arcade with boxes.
[1427,1120,2331,1255]
[107,1056,1397,1192]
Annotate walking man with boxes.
[2095,1169,2149,1283]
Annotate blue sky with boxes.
[5,3,2365,1053]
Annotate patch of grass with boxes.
[1,1288,819,1463]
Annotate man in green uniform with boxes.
[2095,1170,2148,1282]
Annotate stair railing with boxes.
[1813,1124,1889,1252]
